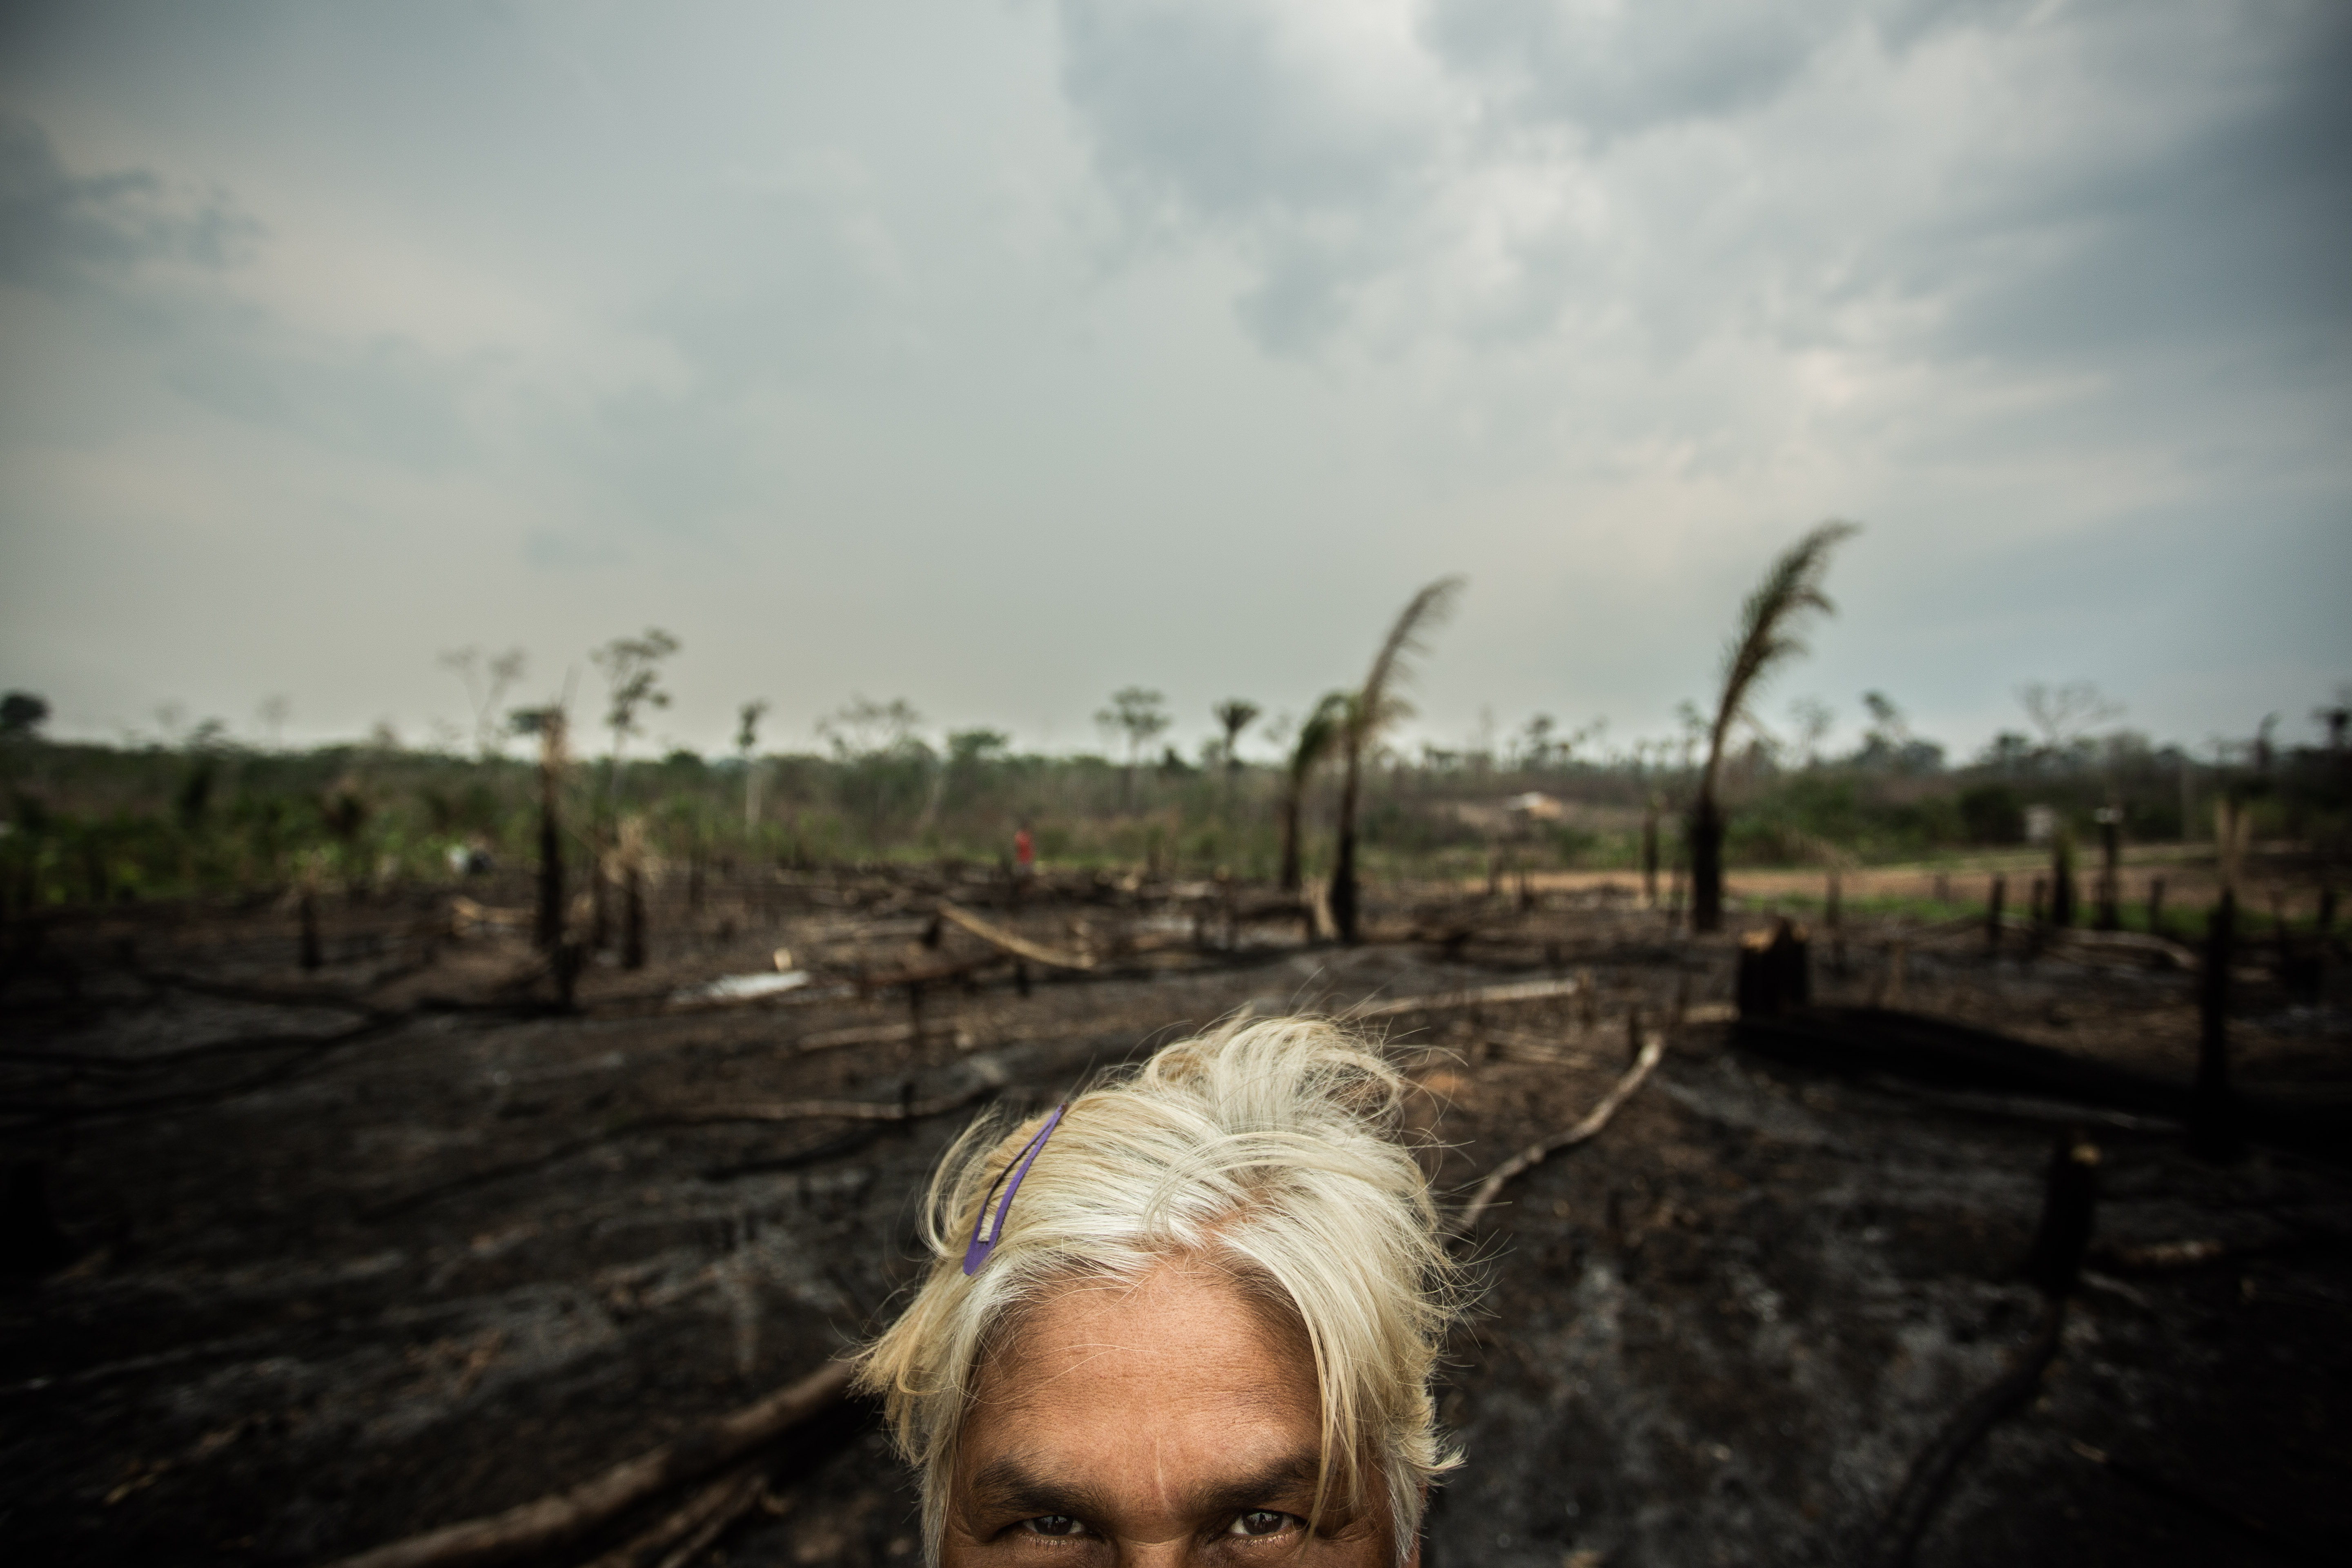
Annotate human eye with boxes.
[1020,1515,1092,1539]
[1223,1510,1302,1539]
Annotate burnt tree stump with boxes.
[1735,918,1811,1018]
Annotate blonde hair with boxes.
[853,1017,1467,1564]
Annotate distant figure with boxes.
[1013,826,1035,879]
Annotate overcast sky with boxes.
[2,0,2345,763]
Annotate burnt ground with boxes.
[2,869,2346,1568]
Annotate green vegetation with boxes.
[2,659,2344,920]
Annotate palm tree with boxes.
[1096,686,1169,811]
[737,699,768,831]
[1212,699,1260,806]
[1332,577,1466,942]
[1279,693,1348,893]
[1690,522,1858,932]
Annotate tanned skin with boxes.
[943,1261,1410,1568]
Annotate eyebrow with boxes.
[966,1448,1328,1526]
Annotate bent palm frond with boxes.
[1354,577,1467,759]
[1706,523,1858,794]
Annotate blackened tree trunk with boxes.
[2023,1134,2100,1298]
[1640,798,1660,907]
[2189,891,2242,1160]
[590,856,610,952]
[1331,755,1361,944]
[622,863,646,970]
[1689,794,1725,933]
[534,728,566,953]
[2095,812,2122,931]
[2049,826,2077,929]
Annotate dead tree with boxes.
[1689,523,1856,932]
[2049,822,2078,929]
[2094,806,2123,930]
[1212,698,1259,811]
[1640,793,1661,906]
[2190,804,2250,1160]
[1333,579,1463,943]
[618,817,649,970]
[1278,693,1347,895]
[515,707,569,953]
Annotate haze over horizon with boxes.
[2,1,2346,765]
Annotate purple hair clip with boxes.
[963,1103,1067,1276]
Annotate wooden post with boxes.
[1985,874,2006,954]
[2146,876,2165,939]
[2189,892,2242,1160]
[2094,808,2122,931]
[1826,871,1842,933]
[2029,876,2047,929]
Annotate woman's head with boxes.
[854,1018,1467,1565]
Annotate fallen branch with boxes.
[1454,1027,1665,1237]
[1859,1300,2065,1568]
[322,1360,853,1568]
[579,1464,780,1568]
[935,901,1097,971]
[1350,975,1588,1023]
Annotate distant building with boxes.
[1506,791,1565,823]
[2024,804,2058,846]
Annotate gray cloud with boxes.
[1,115,475,470]
[1421,0,1845,136]
[0,3,2341,753]
[1058,2,1432,221]
[0,113,259,291]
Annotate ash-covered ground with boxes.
[4,870,2345,1566]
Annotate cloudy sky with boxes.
[1,0,2345,762]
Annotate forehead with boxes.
[963,1261,1319,1457]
